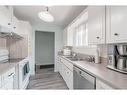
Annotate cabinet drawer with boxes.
[2,67,15,84]
[61,58,73,71]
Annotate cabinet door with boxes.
[4,76,14,90]
[12,15,19,34]
[2,68,15,89]
[88,6,105,44]
[0,6,12,28]
[58,58,62,76]
[61,63,67,81]
[59,62,62,75]
[96,79,113,89]
[66,67,73,89]
[108,6,127,43]
[56,57,60,72]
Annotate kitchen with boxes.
[0,5,127,90]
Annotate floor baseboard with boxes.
[40,64,54,69]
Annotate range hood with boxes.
[0,25,22,39]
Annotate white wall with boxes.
[31,23,63,75]
[72,45,108,59]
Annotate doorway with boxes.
[35,31,55,72]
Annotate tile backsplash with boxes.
[6,35,28,59]
[72,46,97,56]
[97,44,108,58]
[72,45,108,58]
[0,35,28,59]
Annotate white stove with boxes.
[0,49,30,89]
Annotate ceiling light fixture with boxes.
[38,7,54,22]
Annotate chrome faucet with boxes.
[72,52,77,57]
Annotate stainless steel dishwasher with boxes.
[73,66,96,89]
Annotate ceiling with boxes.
[13,6,86,28]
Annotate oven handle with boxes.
[8,73,14,77]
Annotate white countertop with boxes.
[0,58,24,75]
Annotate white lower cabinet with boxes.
[0,67,15,90]
[58,57,73,89]
[58,58,63,76]
[62,65,73,89]
[3,78,13,90]
[96,79,113,89]
[58,56,115,90]
[65,66,73,89]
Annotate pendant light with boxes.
[38,7,54,22]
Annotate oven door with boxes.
[19,58,30,89]
[22,61,30,81]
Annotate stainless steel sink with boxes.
[65,55,95,62]
[69,58,84,61]
[65,56,73,58]
[65,56,84,61]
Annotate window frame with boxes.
[73,21,88,47]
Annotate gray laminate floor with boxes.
[27,68,68,90]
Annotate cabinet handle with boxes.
[114,33,119,36]
[8,23,11,25]
[96,37,100,39]
[8,73,14,77]
[79,71,81,74]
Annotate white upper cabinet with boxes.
[106,6,127,43]
[88,6,105,44]
[11,15,19,34]
[0,6,12,29]
[0,6,22,37]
